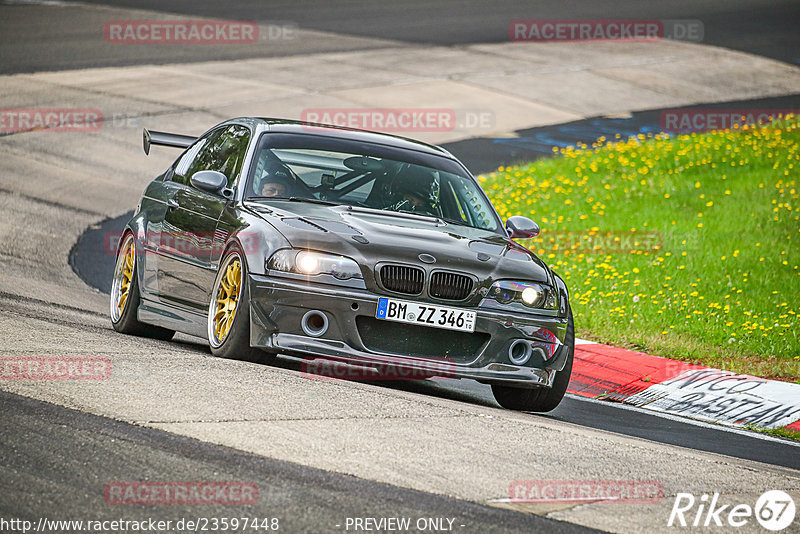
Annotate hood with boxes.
[245,200,553,301]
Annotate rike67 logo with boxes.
[668,490,796,531]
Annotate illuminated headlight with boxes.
[488,281,557,310]
[521,286,539,305]
[297,252,319,274]
[267,249,362,280]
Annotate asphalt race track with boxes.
[0,390,596,533]
[2,1,800,533]
[2,0,799,73]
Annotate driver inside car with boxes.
[387,165,440,216]
[260,175,292,197]
[254,158,298,198]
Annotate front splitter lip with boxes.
[267,333,555,388]
[248,273,568,386]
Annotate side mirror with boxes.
[506,215,540,239]
[190,170,229,196]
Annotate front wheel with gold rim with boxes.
[110,232,174,340]
[208,245,274,363]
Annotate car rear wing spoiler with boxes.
[143,128,196,155]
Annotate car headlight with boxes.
[488,281,557,310]
[267,249,362,280]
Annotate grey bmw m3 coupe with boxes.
[110,118,574,411]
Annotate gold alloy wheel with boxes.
[212,257,242,344]
[112,237,134,321]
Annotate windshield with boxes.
[244,133,500,232]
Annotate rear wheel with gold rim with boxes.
[110,232,174,340]
[208,244,274,363]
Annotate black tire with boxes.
[491,309,575,412]
[110,233,175,341]
[208,244,275,364]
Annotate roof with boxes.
[230,117,455,159]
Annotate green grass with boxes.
[744,424,800,442]
[480,123,800,381]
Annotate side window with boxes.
[171,136,211,185]
[182,125,251,189]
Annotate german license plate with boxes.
[376,297,476,333]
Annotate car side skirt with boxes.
[138,297,208,339]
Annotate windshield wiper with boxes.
[439,216,474,228]
[248,196,342,206]
[396,210,479,229]
[396,209,445,223]
[347,206,481,229]
[288,196,342,206]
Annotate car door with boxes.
[157,124,251,312]
[139,135,209,302]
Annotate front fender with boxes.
[123,190,165,302]
[222,209,291,276]
[553,272,570,318]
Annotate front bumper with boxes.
[248,274,571,388]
